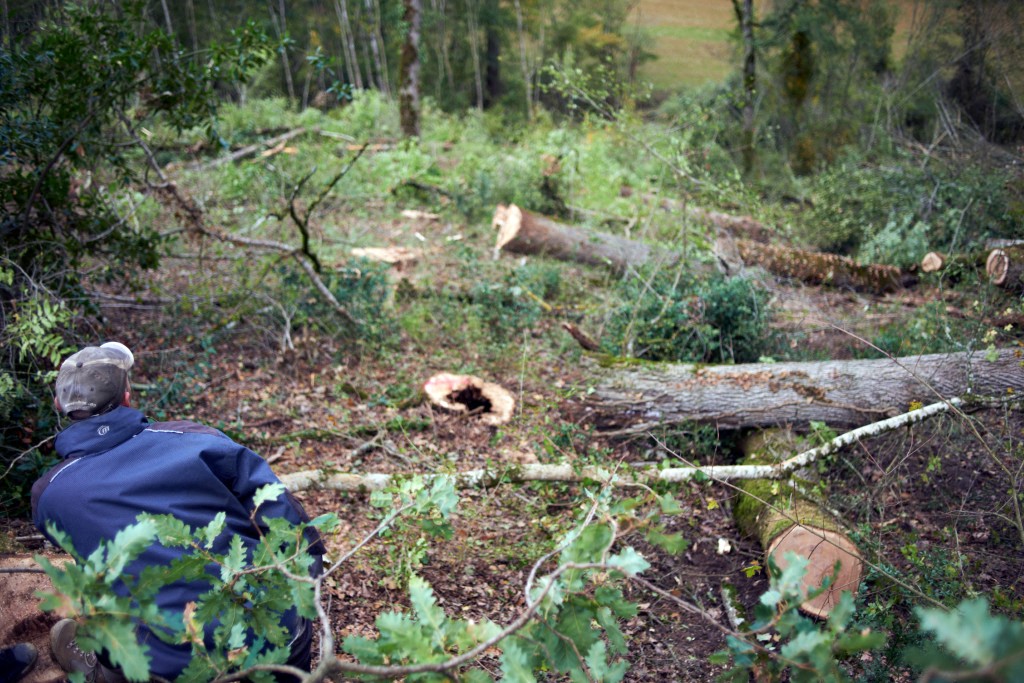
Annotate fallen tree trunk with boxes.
[733,239,910,293]
[987,246,1024,292]
[585,348,1024,432]
[920,251,987,276]
[734,430,862,619]
[493,204,910,294]
[492,204,681,273]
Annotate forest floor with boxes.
[4,194,1024,681]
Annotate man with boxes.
[32,342,323,682]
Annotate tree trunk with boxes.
[733,239,910,293]
[493,204,682,273]
[399,0,422,137]
[266,0,296,103]
[734,430,863,619]
[512,0,533,120]
[987,246,1024,292]
[365,0,392,97]
[466,0,484,110]
[333,0,364,91]
[494,204,909,293]
[585,348,1024,433]
[731,0,757,175]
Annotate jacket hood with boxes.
[54,406,149,460]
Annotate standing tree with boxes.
[398,0,422,137]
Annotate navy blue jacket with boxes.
[32,406,319,679]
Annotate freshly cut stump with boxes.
[424,373,515,426]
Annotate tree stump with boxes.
[424,373,515,426]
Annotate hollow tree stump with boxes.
[987,246,1024,293]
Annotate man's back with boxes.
[33,405,312,679]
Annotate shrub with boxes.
[602,269,773,364]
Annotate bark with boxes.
[512,0,533,120]
[585,348,1024,433]
[266,0,296,103]
[493,204,682,273]
[733,239,910,293]
[987,246,1024,292]
[734,432,862,620]
[399,0,422,137]
[494,204,908,293]
[466,0,484,110]
[731,0,757,175]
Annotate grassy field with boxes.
[632,0,739,89]
[633,0,927,90]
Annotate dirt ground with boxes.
[3,236,1023,680]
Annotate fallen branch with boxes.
[190,127,308,171]
[279,397,961,492]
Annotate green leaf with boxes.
[606,547,649,577]
[221,533,247,581]
[916,598,1007,667]
[252,483,286,510]
[657,493,684,515]
[102,519,159,583]
[198,512,227,549]
[341,635,386,665]
[500,639,536,683]
[584,641,628,683]
[645,527,690,554]
[80,617,151,681]
[409,575,446,635]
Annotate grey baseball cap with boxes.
[55,342,134,417]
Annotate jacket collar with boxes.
[54,406,149,460]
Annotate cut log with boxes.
[492,204,681,273]
[585,348,1024,433]
[424,373,515,426]
[493,204,911,294]
[920,251,987,276]
[733,239,909,293]
[987,246,1024,292]
[734,430,862,619]
[921,252,945,273]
